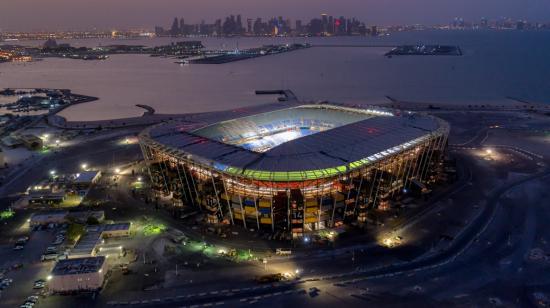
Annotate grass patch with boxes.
[143,223,167,236]
[0,209,15,220]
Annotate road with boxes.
[1,106,549,307]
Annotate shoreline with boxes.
[47,94,550,131]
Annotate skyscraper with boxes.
[179,18,186,35]
[321,14,328,33]
[236,15,244,34]
[295,20,303,33]
[247,18,253,34]
[170,17,180,36]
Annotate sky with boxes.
[1,0,550,31]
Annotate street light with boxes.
[49,170,56,176]
[81,163,88,170]
[46,275,52,281]
[486,149,493,155]
[115,168,121,174]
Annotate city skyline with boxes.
[2,0,550,31]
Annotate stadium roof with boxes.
[145,104,446,181]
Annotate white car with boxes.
[26,296,39,303]
[41,254,57,262]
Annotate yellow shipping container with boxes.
[305,217,318,224]
[260,218,272,224]
[259,199,271,207]
[305,199,317,206]
[305,207,318,213]
[233,213,244,220]
[244,206,257,215]
[220,193,229,201]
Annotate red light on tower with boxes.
[335,20,341,27]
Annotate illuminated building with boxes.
[139,104,449,238]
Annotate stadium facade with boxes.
[139,104,449,238]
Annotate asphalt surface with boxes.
[1,108,549,307]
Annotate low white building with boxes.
[98,222,131,238]
[69,222,131,259]
[72,170,101,189]
[49,256,107,293]
[29,211,68,226]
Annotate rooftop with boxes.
[31,211,69,220]
[52,256,105,276]
[146,104,446,181]
[70,230,102,257]
[192,105,379,152]
[87,222,131,233]
[70,223,130,257]
[72,170,101,184]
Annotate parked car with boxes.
[26,295,39,303]
[41,253,58,262]
[46,246,57,253]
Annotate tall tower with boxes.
[179,18,185,35]
[247,19,253,34]
[170,17,180,36]
[321,14,328,33]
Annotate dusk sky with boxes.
[1,0,550,31]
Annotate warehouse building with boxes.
[49,256,107,293]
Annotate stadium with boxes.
[139,104,450,238]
